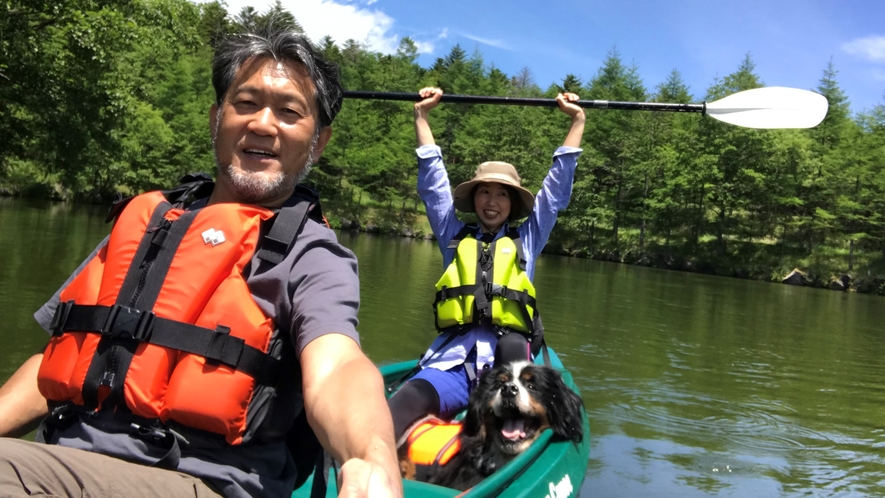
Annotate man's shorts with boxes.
[0,437,222,497]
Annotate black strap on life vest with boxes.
[50,175,330,482]
[50,301,281,385]
[81,201,195,411]
[68,175,324,412]
[105,172,216,223]
[256,184,325,265]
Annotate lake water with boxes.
[2,197,884,497]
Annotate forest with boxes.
[2,0,885,293]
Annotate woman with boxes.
[389,87,586,441]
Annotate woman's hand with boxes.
[556,92,584,120]
[414,87,443,116]
[557,92,586,148]
[414,87,442,146]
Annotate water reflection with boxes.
[3,198,885,497]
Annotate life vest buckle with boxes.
[483,282,505,298]
[129,422,174,447]
[50,300,75,336]
[205,328,245,369]
[101,305,155,342]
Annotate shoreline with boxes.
[332,220,884,297]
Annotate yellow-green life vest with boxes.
[433,226,541,336]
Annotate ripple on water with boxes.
[596,383,833,453]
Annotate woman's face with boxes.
[473,182,512,230]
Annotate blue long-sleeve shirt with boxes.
[416,144,582,371]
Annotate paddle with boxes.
[343,86,828,129]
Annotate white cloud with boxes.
[413,39,436,53]
[287,0,399,52]
[202,0,437,55]
[841,35,885,63]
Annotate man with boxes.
[0,25,402,498]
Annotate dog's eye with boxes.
[526,383,535,390]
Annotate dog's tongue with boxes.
[501,419,526,441]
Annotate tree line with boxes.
[2,0,884,291]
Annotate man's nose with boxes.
[248,107,277,135]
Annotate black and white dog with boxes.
[428,361,585,490]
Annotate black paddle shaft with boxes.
[343,90,706,114]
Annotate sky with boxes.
[209,0,885,115]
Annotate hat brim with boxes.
[452,178,535,220]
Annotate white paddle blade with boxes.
[705,87,829,129]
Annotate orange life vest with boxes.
[407,419,462,467]
[37,183,318,446]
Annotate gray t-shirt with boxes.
[35,213,361,498]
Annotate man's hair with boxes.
[212,23,343,127]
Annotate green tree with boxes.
[694,54,772,255]
[0,0,204,199]
[579,48,647,250]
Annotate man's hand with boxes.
[338,458,399,498]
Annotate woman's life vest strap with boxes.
[432,225,542,339]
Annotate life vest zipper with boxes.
[99,217,173,393]
[129,218,172,307]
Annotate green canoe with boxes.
[293,348,590,498]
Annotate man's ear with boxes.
[311,126,334,161]
[209,103,219,136]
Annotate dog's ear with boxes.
[462,368,497,437]
[462,387,486,438]
[547,372,585,444]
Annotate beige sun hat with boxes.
[452,161,535,220]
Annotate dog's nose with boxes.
[502,383,518,398]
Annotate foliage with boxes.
[2,2,885,282]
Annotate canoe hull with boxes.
[293,348,590,498]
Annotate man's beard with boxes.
[213,111,319,204]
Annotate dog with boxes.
[402,361,585,491]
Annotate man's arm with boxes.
[300,334,402,498]
[0,353,49,438]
